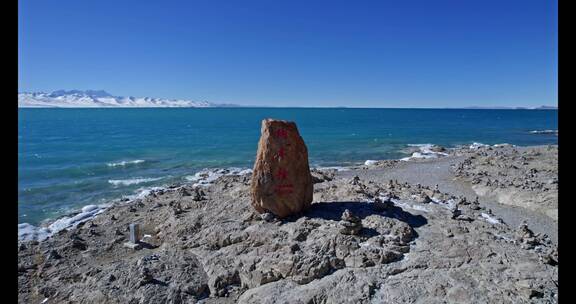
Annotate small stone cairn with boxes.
[339,209,362,235]
[471,196,481,210]
[516,221,539,249]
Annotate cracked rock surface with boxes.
[454,145,558,221]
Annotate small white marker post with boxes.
[124,223,142,250]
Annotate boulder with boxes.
[251,119,313,218]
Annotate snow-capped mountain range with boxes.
[18,90,233,108]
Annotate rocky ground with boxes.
[18,145,558,304]
[453,144,558,221]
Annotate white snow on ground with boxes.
[185,167,252,187]
[401,144,449,161]
[480,213,503,224]
[364,160,379,166]
[18,204,110,242]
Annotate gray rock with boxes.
[45,249,62,261]
[17,145,558,304]
[138,267,153,286]
[339,209,362,235]
[350,175,361,185]
[341,209,360,223]
[192,187,206,201]
[416,194,432,204]
[516,222,540,249]
[260,212,275,222]
[372,196,393,212]
[177,187,191,197]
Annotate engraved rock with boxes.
[251,119,313,218]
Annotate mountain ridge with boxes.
[18,90,558,109]
[18,90,233,108]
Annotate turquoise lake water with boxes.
[18,108,558,225]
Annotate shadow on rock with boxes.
[298,201,428,228]
[138,242,159,250]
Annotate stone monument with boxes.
[251,119,313,218]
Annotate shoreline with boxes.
[18,142,558,244]
[17,142,558,303]
[17,142,468,240]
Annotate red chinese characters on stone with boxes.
[275,168,288,180]
[274,184,294,195]
[275,128,288,139]
[274,128,292,194]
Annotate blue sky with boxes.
[18,0,557,107]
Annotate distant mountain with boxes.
[18,90,234,108]
[535,105,558,110]
[458,105,557,110]
[459,106,515,109]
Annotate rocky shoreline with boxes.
[454,144,558,221]
[18,144,558,303]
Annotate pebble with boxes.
[260,213,275,222]
[178,188,191,197]
[417,194,432,204]
[139,267,153,286]
[341,209,360,223]
[290,243,300,253]
[372,196,394,212]
[350,176,360,185]
[193,188,206,201]
[455,215,474,222]
[71,239,87,251]
[450,205,461,219]
[45,249,62,260]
